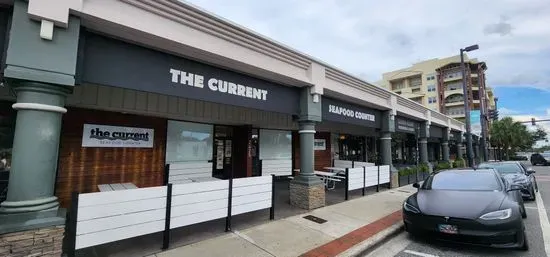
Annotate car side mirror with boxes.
[412,182,420,189]
[527,169,536,174]
[508,184,522,192]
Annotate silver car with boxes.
[478,161,538,201]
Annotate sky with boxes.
[183,0,550,143]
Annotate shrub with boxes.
[435,161,451,171]
[453,158,466,168]
[417,163,429,173]
[398,168,409,177]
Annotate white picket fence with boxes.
[73,186,167,250]
[67,176,274,255]
[261,159,292,177]
[334,160,354,168]
[165,161,219,184]
[346,165,391,200]
[333,160,376,168]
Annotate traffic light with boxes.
[532,118,536,126]
[487,109,499,121]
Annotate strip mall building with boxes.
[0,0,479,239]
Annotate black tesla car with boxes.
[403,168,528,250]
[478,161,538,201]
[531,152,550,166]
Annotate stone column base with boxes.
[390,172,399,188]
[289,182,325,210]
[0,225,64,257]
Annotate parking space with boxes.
[364,164,550,257]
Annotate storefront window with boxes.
[0,110,15,203]
[166,120,213,162]
[337,134,366,162]
[259,129,292,160]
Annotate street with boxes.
[364,164,550,257]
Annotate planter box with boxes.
[399,175,409,187]
[408,173,418,184]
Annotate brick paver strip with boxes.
[299,210,403,257]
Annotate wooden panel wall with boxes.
[56,107,167,207]
[292,132,332,173]
[67,84,297,131]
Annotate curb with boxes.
[336,223,404,257]
[300,211,403,257]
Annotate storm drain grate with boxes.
[303,215,327,224]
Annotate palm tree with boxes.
[490,117,533,160]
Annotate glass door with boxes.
[213,126,233,179]
[250,129,261,176]
[338,134,366,161]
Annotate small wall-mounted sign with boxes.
[314,139,326,151]
[82,124,154,148]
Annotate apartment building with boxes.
[379,55,494,123]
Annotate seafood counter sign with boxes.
[82,124,154,148]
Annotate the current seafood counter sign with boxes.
[169,68,268,101]
[328,104,376,121]
[81,124,155,148]
[322,97,381,128]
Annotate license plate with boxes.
[438,224,458,234]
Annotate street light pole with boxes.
[460,44,479,167]
[494,97,500,160]
[478,67,489,163]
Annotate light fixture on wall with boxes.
[312,94,320,103]
[40,20,54,40]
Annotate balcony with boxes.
[443,75,462,83]
[445,101,464,107]
[447,113,466,118]
[444,90,463,98]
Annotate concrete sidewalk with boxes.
[153,184,416,257]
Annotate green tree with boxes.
[531,126,547,143]
[490,117,542,159]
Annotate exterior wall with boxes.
[292,131,332,172]
[0,225,64,257]
[56,107,167,208]
[67,84,297,131]
[20,0,465,132]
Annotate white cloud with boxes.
[183,0,550,90]
[498,107,520,115]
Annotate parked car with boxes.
[403,168,528,250]
[478,161,538,201]
[530,152,550,166]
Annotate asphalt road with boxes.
[363,163,550,257]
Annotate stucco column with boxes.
[0,82,71,214]
[294,121,321,185]
[442,128,450,162]
[419,138,428,164]
[442,142,450,162]
[380,132,392,166]
[289,87,324,210]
